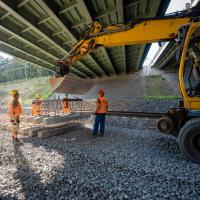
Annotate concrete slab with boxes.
[43,117,56,125]
[28,124,52,137]
[20,126,35,135]
[25,116,35,123]
[6,125,11,131]
[32,117,43,124]
[29,127,44,137]
[38,123,79,138]
[20,115,27,123]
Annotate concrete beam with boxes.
[0,40,55,69]
[0,1,68,56]
[43,0,106,77]
[95,8,117,19]
[0,44,54,71]
[59,1,78,15]
[34,0,100,78]
[17,0,31,8]
[21,27,31,34]
[0,12,10,20]
[0,2,89,77]
[38,16,51,25]
[51,30,64,37]
[116,0,127,74]
[71,20,86,29]
[124,0,145,8]
[79,0,117,77]
[0,25,58,61]
[38,123,78,138]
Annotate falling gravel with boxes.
[0,125,200,200]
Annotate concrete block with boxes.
[1,123,10,131]
[0,124,3,130]
[18,125,28,132]
[25,116,35,123]
[20,126,35,135]
[32,117,43,124]
[42,114,87,126]
[43,117,56,125]
[29,127,41,137]
[28,125,51,137]
[6,125,11,131]
[19,115,27,123]
[38,123,79,138]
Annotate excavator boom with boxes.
[95,18,190,46]
[62,17,191,68]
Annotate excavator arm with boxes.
[51,7,200,95]
[59,17,191,70]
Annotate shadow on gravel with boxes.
[13,141,46,200]
[17,127,110,199]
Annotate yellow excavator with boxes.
[52,7,200,162]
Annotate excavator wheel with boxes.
[178,118,200,163]
[157,116,174,134]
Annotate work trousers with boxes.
[93,114,106,135]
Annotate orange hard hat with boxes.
[98,89,104,94]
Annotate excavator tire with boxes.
[178,118,200,163]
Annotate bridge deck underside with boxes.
[0,0,168,79]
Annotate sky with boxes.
[0,51,12,59]
[144,0,194,66]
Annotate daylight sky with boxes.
[144,0,197,66]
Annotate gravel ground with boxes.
[0,125,200,200]
[72,98,178,113]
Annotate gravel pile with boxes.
[73,98,178,113]
[0,126,200,200]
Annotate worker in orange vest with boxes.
[32,94,41,116]
[7,90,22,141]
[93,89,108,137]
[62,96,70,113]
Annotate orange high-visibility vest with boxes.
[8,101,22,117]
[32,102,41,116]
[96,97,108,114]
[62,99,70,113]
[32,104,40,116]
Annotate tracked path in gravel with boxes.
[0,127,200,200]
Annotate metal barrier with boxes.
[35,99,83,116]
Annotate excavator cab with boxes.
[180,22,200,109]
[184,30,200,97]
[157,22,200,163]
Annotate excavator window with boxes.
[184,28,200,97]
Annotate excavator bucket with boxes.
[50,75,94,95]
